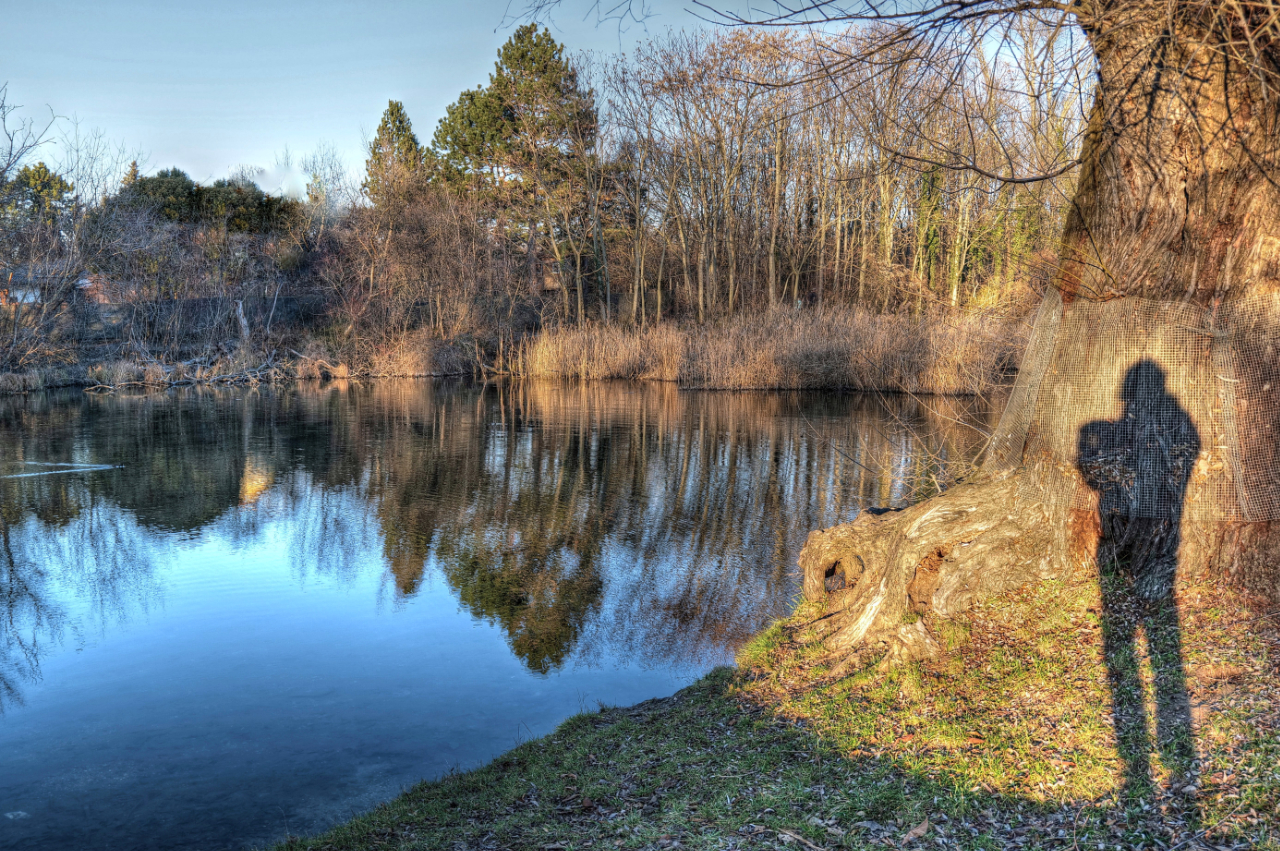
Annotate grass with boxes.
[517,307,1023,395]
[272,576,1279,850]
[0,364,93,393]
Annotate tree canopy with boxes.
[121,167,297,232]
[3,162,74,224]
[430,24,596,193]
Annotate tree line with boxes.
[0,21,1085,372]
[377,23,1084,323]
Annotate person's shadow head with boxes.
[1076,358,1199,805]
[1121,358,1168,401]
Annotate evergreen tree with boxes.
[430,25,595,193]
[429,87,507,186]
[121,160,140,188]
[123,167,201,222]
[430,25,600,317]
[363,100,423,207]
[121,167,295,232]
[200,178,298,233]
[490,24,596,163]
[7,162,74,224]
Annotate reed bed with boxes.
[515,322,687,382]
[0,308,1023,396]
[517,307,1025,395]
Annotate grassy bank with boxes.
[273,576,1278,850]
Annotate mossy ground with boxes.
[274,578,1279,850]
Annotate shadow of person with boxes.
[1077,360,1198,806]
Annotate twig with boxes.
[287,348,341,372]
[1069,800,1090,850]
[776,827,828,851]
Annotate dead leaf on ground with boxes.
[901,817,930,845]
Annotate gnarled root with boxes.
[798,472,1080,671]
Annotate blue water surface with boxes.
[0,380,989,850]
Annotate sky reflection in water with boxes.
[0,380,993,850]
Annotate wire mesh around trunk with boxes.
[984,288,1280,522]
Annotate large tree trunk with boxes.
[799,7,1280,668]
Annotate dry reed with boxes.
[517,307,1025,395]
[516,323,686,382]
[363,332,472,377]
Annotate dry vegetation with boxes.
[515,307,1024,394]
[0,304,1025,396]
[1,21,1068,396]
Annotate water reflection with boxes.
[0,381,993,700]
[0,486,159,714]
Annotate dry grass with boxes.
[86,360,149,386]
[362,331,473,377]
[0,336,473,395]
[0,365,89,394]
[518,307,1025,395]
[518,322,687,382]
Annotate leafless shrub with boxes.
[319,181,542,367]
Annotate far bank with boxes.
[0,306,1024,397]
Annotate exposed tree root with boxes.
[798,471,1082,672]
[799,465,1280,674]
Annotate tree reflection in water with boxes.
[0,472,159,711]
[0,379,995,697]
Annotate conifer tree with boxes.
[430,25,599,314]
[430,25,595,192]
[9,162,73,224]
[363,100,423,207]
[429,87,507,186]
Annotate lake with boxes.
[0,379,994,850]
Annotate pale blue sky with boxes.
[4,0,709,186]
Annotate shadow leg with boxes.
[1101,575,1154,797]
[1145,593,1198,824]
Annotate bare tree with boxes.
[0,84,53,186]
[55,119,143,207]
[591,26,1076,319]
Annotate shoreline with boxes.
[0,306,1025,398]
[0,367,1001,398]
[272,578,1278,851]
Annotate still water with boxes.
[0,380,994,850]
